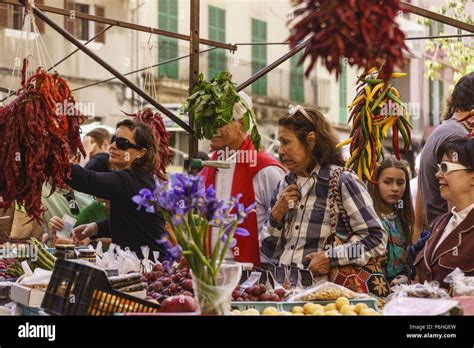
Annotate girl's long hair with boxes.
[368,157,415,243]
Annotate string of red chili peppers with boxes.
[0,59,85,223]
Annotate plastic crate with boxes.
[41,259,160,316]
[231,297,378,312]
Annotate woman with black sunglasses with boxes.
[414,137,473,289]
[65,119,167,257]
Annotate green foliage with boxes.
[181,72,262,149]
[417,0,474,89]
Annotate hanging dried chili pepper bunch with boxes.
[288,0,408,81]
[336,68,412,183]
[0,59,85,222]
[124,108,172,180]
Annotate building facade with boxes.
[1,0,466,167]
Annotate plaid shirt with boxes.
[261,165,387,270]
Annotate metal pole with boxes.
[188,0,200,166]
[234,33,474,44]
[405,33,474,40]
[0,0,237,51]
[48,24,114,71]
[0,24,114,104]
[401,1,474,33]
[25,0,194,135]
[237,38,310,92]
[71,47,218,93]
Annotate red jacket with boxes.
[414,209,474,289]
[200,136,286,267]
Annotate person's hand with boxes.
[48,216,64,235]
[270,184,301,222]
[42,232,50,244]
[305,251,330,277]
[72,223,98,243]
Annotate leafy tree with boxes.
[418,0,474,89]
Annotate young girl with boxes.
[368,157,415,283]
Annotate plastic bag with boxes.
[387,281,450,300]
[140,246,154,273]
[444,268,474,296]
[286,281,364,302]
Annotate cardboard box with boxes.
[10,283,45,308]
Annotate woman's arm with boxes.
[96,218,111,238]
[325,173,388,268]
[64,164,124,200]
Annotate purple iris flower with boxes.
[235,202,257,223]
[156,235,183,273]
[171,207,185,225]
[132,188,154,212]
[223,224,250,237]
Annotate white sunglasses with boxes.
[437,161,468,174]
[288,105,317,129]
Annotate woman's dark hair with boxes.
[367,157,414,244]
[115,119,158,174]
[442,72,474,120]
[278,107,344,171]
[436,137,474,170]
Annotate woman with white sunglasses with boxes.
[414,137,474,289]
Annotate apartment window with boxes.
[76,4,89,40]
[251,18,267,96]
[339,59,348,124]
[290,52,304,103]
[0,0,44,32]
[158,0,178,79]
[208,6,226,80]
[438,22,444,35]
[12,4,22,30]
[64,1,105,43]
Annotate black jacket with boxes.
[65,164,166,258]
[85,153,110,173]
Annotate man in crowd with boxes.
[80,128,111,172]
[200,93,286,267]
[417,72,473,234]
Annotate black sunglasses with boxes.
[111,135,143,150]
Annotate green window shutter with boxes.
[439,80,444,114]
[438,21,444,34]
[251,18,267,96]
[290,52,304,103]
[429,79,434,125]
[158,0,179,79]
[339,59,348,123]
[208,6,226,79]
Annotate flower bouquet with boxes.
[133,173,255,314]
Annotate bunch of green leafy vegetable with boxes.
[180,72,261,149]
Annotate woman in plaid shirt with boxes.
[261,106,387,283]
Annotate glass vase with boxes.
[191,262,242,315]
